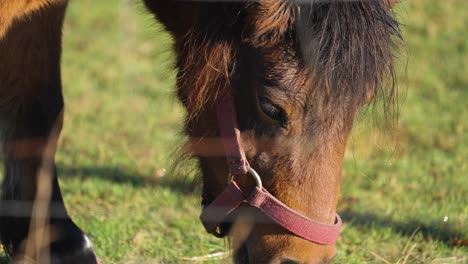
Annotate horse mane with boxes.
[175,3,241,117]
[177,0,402,118]
[296,0,402,116]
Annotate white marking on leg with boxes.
[83,234,93,250]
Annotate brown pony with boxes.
[0,0,401,263]
[145,0,401,263]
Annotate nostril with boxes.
[280,258,300,264]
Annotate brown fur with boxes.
[0,1,99,262]
[146,0,402,262]
[0,0,67,256]
[0,0,66,38]
[176,29,236,116]
[243,0,295,48]
[0,0,402,262]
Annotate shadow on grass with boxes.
[57,163,200,195]
[56,164,465,246]
[341,210,465,245]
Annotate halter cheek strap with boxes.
[199,92,342,245]
[215,92,249,175]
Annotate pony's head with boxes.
[146,0,401,263]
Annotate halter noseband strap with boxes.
[199,92,342,245]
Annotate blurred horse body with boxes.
[0,0,97,263]
[0,1,401,263]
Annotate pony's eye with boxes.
[258,96,287,127]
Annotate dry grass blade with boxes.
[402,227,420,254]
[400,243,417,264]
[431,256,468,264]
[179,251,230,262]
[369,250,392,264]
[12,111,63,263]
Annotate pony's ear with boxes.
[243,0,295,48]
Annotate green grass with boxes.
[1,0,467,263]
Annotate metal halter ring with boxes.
[229,167,263,189]
[212,167,263,237]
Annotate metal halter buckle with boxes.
[229,166,263,189]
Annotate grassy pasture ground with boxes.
[1,0,467,263]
